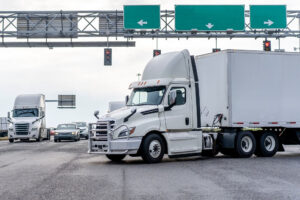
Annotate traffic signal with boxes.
[153,49,161,57]
[263,40,271,51]
[104,48,112,66]
[212,48,221,53]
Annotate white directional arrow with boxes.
[264,19,274,26]
[206,23,214,29]
[137,19,148,26]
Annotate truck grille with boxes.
[94,120,115,140]
[15,123,29,135]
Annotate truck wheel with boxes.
[9,139,14,143]
[141,134,165,163]
[54,139,57,142]
[235,131,256,158]
[255,132,279,157]
[36,136,41,142]
[106,155,126,162]
[202,140,219,157]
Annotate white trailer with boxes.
[8,94,49,143]
[89,50,300,163]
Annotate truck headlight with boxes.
[9,128,14,132]
[118,127,136,138]
[72,132,76,135]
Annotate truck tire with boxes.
[235,131,256,158]
[106,155,126,162]
[141,134,165,163]
[202,140,219,157]
[36,136,41,142]
[255,132,279,157]
[9,139,14,143]
[36,130,42,142]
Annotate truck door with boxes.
[164,86,192,130]
[163,85,201,155]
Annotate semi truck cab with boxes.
[88,50,213,163]
[8,94,48,143]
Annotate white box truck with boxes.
[89,50,300,163]
[8,94,49,143]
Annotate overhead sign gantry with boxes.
[0,5,299,48]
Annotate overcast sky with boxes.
[0,0,299,127]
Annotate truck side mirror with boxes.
[94,110,100,119]
[41,111,45,118]
[169,90,177,107]
[165,90,177,111]
[125,95,129,104]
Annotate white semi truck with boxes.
[89,50,300,163]
[8,94,49,143]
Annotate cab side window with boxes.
[169,87,186,105]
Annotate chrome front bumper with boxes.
[88,121,142,155]
[88,137,142,155]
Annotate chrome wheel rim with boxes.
[264,135,276,152]
[241,136,253,153]
[149,140,161,158]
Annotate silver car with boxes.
[74,122,89,139]
[54,123,80,142]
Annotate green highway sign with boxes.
[250,5,287,29]
[175,5,245,31]
[123,5,160,29]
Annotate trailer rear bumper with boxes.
[88,137,142,155]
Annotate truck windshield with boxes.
[127,86,166,106]
[57,124,76,130]
[13,109,39,117]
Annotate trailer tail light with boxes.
[234,122,244,125]
[250,122,260,125]
[287,122,296,124]
[270,122,278,124]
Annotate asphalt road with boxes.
[0,139,300,200]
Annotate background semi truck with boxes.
[89,50,300,163]
[8,94,49,143]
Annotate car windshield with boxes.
[75,122,86,127]
[13,109,39,117]
[127,86,166,106]
[57,124,76,130]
